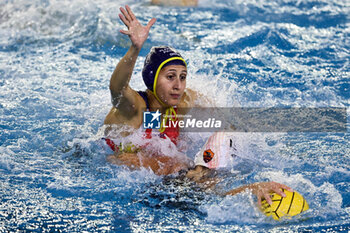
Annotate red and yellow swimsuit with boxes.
[104,91,179,152]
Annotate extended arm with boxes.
[186,166,292,206]
[224,181,293,206]
[110,6,156,108]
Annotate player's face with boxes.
[156,65,187,106]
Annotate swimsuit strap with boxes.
[159,107,177,133]
[137,91,150,111]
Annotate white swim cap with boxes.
[194,132,236,169]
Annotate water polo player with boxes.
[186,132,309,219]
[103,7,304,216]
[104,5,200,175]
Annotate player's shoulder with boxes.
[104,89,147,125]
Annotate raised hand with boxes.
[119,5,156,50]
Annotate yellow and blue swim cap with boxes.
[142,46,187,132]
[142,46,187,93]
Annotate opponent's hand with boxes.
[250,181,293,207]
[119,5,156,49]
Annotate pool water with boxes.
[1,0,349,232]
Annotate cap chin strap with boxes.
[152,57,187,133]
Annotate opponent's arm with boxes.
[224,181,293,206]
[110,6,156,109]
[186,166,292,206]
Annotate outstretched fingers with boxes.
[119,6,136,35]
[120,7,132,23]
[117,5,155,48]
[119,13,130,28]
[125,5,136,21]
[119,29,130,35]
[146,18,157,30]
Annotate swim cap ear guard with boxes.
[142,46,187,93]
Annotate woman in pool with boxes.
[104,5,198,175]
[104,6,292,206]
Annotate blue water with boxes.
[1,0,349,232]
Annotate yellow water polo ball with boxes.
[260,189,309,220]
